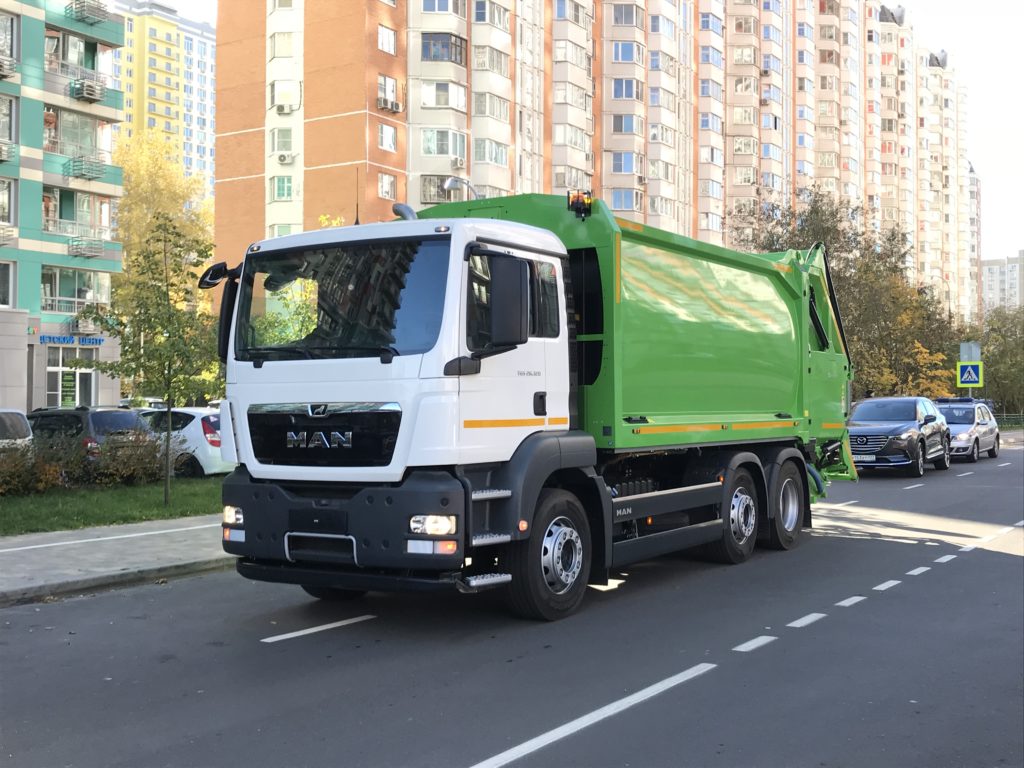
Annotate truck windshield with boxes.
[235,237,450,362]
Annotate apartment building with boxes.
[111,0,216,198]
[214,0,975,318]
[0,0,126,410]
[981,252,1023,313]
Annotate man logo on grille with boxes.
[309,404,329,417]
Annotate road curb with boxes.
[0,556,235,609]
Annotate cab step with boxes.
[471,489,512,501]
[472,532,512,547]
[456,572,512,593]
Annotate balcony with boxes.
[65,0,110,25]
[69,237,105,257]
[41,296,108,313]
[0,55,16,79]
[45,56,110,102]
[42,217,113,249]
[0,225,13,245]
[0,141,16,163]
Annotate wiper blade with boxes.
[242,346,313,360]
[302,345,402,363]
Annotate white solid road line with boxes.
[934,555,957,563]
[956,472,974,477]
[260,615,375,643]
[873,580,901,591]
[906,567,930,576]
[465,663,717,768]
[836,596,867,607]
[903,483,924,490]
[733,636,777,652]
[995,526,1014,535]
[999,463,1012,467]
[787,613,827,628]
[0,523,221,554]
[831,500,860,508]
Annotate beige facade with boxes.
[215,0,976,318]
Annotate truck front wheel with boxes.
[706,468,759,564]
[507,489,591,621]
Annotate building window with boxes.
[421,174,459,203]
[271,176,292,201]
[421,33,467,65]
[421,128,467,158]
[612,114,643,135]
[377,25,396,55]
[274,0,294,8]
[378,123,396,152]
[271,32,293,58]
[610,189,642,211]
[378,74,398,102]
[40,266,111,314]
[378,172,396,200]
[474,0,509,30]
[271,127,292,152]
[473,45,509,77]
[424,0,467,16]
[0,261,12,307]
[422,81,467,111]
[0,178,10,223]
[45,346,98,407]
[472,138,508,166]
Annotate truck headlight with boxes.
[223,505,244,525]
[409,515,457,536]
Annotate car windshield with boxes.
[938,406,975,424]
[0,413,31,440]
[90,411,145,435]
[235,237,451,362]
[851,400,916,422]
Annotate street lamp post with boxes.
[443,176,480,200]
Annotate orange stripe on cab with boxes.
[463,418,547,429]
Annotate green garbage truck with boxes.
[201,192,856,620]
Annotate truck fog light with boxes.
[409,515,457,536]
[223,505,243,525]
[434,540,458,555]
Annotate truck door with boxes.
[458,249,556,462]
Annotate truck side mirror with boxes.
[489,257,529,348]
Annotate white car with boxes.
[0,409,32,450]
[936,398,1000,462]
[140,407,236,477]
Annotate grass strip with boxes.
[0,477,222,536]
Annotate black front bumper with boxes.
[222,467,467,587]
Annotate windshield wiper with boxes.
[242,346,313,367]
[302,345,401,363]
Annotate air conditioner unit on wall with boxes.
[276,103,295,114]
[451,157,466,169]
[277,152,295,164]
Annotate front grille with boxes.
[849,435,890,453]
[248,402,401,467]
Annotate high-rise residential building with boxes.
[1,0,126,410]
[111,0,216,198]
[214,0,975,319]
[981,252,1024,313]
[967,163,980,320]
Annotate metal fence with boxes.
[995,413,1024,429]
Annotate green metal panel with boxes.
[419,195,854,478]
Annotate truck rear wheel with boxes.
[767,460,804,551]
[301,585,367,601]
[507,489,591,621]
[706,468,759,564]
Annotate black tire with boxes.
[506,489,591,621]
[933,437,951,470]
[905,442,926,478]
[966,440,980,463]
[767,460,804,550]
[706,468,759,564]
[174,454,204,478]
[301,585,367,601]
[988,436,1000,459]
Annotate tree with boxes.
[728,187,956,400]
[980,306,1024,413]
[78,214,216,504]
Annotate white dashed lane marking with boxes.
[836,596,867,607]
[959,545,975,552]
[999,462,1012,467]
[787,613,827,628]
[934,555,957,563]
[733,636,777,653]
[903,483,924,490]
[873,580,901,591]
[1016,520,1024,527]
[956,472,974,477]
[906,567,930,576]
[261,615,376,643]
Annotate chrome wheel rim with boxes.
[540,516,583,595]
[779,477,801,532]
[729,487,757,544]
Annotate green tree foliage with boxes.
[979,306,1024,412]
[729,187,955,400]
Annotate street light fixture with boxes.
[443,176,480,200]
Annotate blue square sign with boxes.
[957,361,983,388]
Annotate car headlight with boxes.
[897,431,915,441]
[955,429,975,440]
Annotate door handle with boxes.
[534,391,547,416]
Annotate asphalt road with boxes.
[2,448,1022,768]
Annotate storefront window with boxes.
[46,346,97,407]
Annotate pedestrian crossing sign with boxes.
[957,361,983,388]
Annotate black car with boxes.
[847,397,951,477]
[26,406,151,458]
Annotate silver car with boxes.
[0,409,32,450]
[936,398,1000,462]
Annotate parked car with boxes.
[0,409,32,451]
[847,396,951,477]
[935,397,1000,462]
[140,407,234,477]
[26,406,151,459]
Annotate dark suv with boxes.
[26,406,151,458]
[847,397,951,477]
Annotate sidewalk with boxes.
[0,513,232,608]
[2,430,1020,608]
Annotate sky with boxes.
[168,0,1022,262]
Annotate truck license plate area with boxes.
[284,532,358,565]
